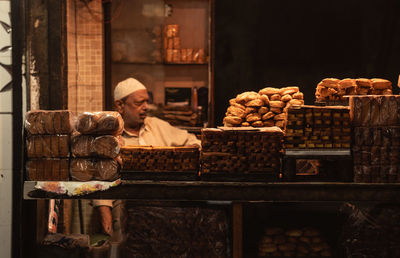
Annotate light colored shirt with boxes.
[93,116,201,207]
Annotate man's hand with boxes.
[97,206,113,236]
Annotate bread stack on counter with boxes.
[285,105,351,149]
[350,95,400,183]
[315,78,393,102]
[258,227,332,257]
[25,111,73,181]
[70,111,124,181]
[200,127,284,175]
[223,87,304,130]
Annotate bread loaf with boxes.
[70,158,96,181]
[76,111,124,135]
[27,135,70,158]
[25,110,73,135]
[259,87,280,96]
[26,159,69,181]
[93,135,121,159]
[94,159,120,181]
[71,135,95,157]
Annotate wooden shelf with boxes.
[24,180,400,202]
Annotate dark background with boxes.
[214,0,400,125]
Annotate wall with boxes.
[67,0,104,112]
[0,0,12,257]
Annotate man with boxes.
[94,77,201,236]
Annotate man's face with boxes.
[117,89,149,128]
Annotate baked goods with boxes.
[75,111,124,135]
[351,96,400,182]
[201,127,283,175]
[223,87,304,129]
[120,146,199,172]
[315,77,393,102]
[71,135,121,159]
[26,110,73,134]
[285,105,351,149]
[27,135,70,158]
[26,159,69,181]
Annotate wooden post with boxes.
[233,202,243,258]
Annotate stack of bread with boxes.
[223,86,304,130]
[350,95,400,182]
[25,110,73,181]
[258,227,332,257]
[315,78,393,102]
[70,111,124,181]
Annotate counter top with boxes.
[24,180,400,202]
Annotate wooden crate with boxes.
[120,146,200,180]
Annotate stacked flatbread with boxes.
[315,78,392,102]
[223,87,304,129]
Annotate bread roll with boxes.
[279,86,299,95]
[339,78,356,89]
[228,98,237,105]
[274,113,286,121]
[270,94,281,101]
[356,78,372,88]
[258,106,269,115]
[223,116,242,125]
[246,113,261,122]
[227,105,246,118]
[259,87,280,96]
[245,107,257,115]
[260,94,270,106]
[292,92,303,100]
[270,107,283,113]
[251,121,264,127]
[321,78,340,88]
[231,102,246,110]
[281,94,292,102]
[236,91,258,103]
[262,112,275,121]
[371,78,392,90]
[241,122,250,127]
[288,99,304,106]
[269,101,285,108]
[245,98,264,107]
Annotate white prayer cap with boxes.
[114,78,147,101]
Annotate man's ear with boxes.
[115,100,124,113]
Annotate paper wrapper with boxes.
[34,179,121,196]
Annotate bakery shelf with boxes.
[24,180,400,202]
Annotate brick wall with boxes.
[67,0,104,112]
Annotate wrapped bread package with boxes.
[26,159,69,181]
[70,158,120,181]
[71,134,121,158]
[75,111,124,135]
[25,110,73,135]
[350,95,400,127]
[26,135,70,158]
